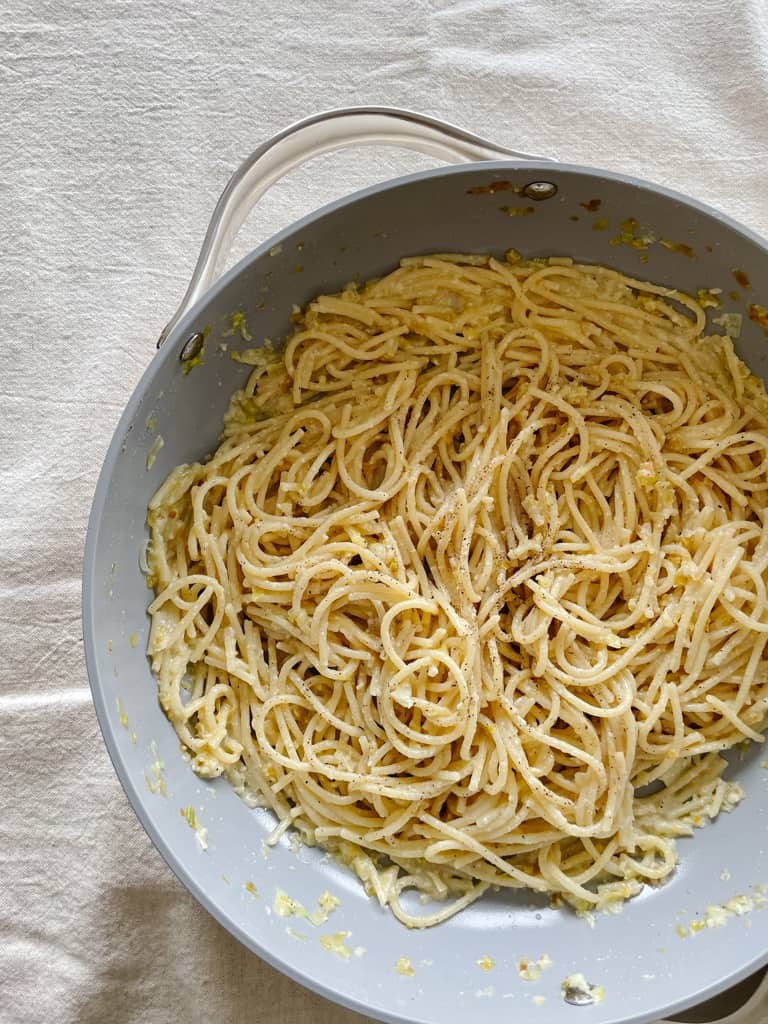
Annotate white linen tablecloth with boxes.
[3,2,768,1022]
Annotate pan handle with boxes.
[158,106,544,347]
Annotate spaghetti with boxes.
[145,254,768,926]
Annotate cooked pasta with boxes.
[145,253,768,926]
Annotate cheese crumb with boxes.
[320,931,353,959]
[308,891,341,926]
[274,889,307,919]
[395,956,416,977]
[519,953,553,981]
[180,805,208,850]
[562,973,604,1006]
[318,891,341,913]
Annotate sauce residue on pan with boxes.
[696,287,722,309]
[675,886,768,938]
[145,741,167,796]
[224,311,252,342]
[733,268,752,290]
[180,805,208,849]
[580,198,602,212]
[467,180,520,195]
[609,217,654,252]
[501,205,535,217]
[660,238,695,258]
[748,303,768,334]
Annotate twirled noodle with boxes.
[145,253,768,926]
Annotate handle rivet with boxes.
[180,331,205,362]
[522,181,557,200]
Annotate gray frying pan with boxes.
[83,107,768,1024]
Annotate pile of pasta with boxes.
[146,254,768,925]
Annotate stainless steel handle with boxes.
[158,106,543,347]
